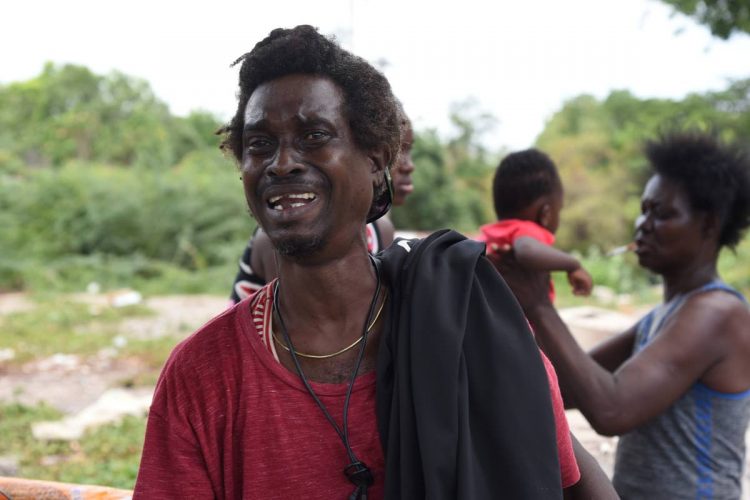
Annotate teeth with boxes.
[268,193,315,204]
[268,192,316,212]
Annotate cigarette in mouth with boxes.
[606,242,636,257]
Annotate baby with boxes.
[478,148,592,301]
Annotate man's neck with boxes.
[276,247,378,339]
[270,246,383,384]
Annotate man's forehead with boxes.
[243,74,346,126]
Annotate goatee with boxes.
[275,234,325,259]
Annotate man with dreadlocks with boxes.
[227,101,414,303]
[133,25,614,499]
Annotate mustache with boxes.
[254,175,329,198]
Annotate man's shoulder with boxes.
[379,229,489,292]
[163,303,251,375]
[383,229,480,257]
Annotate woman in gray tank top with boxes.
[496,131,750,499]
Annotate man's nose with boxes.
[268,145,305,177]
[403,159,415,173]
[399,156,415,173]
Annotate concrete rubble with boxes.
[559,305,641,350]
[31,388,153,441]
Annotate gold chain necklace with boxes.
[271,291,387,360]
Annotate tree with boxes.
[535,79,750,251]
[0,63,222,171]
[390,101,498,233]
[660,0,750,39]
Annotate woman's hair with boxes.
[220,25,400,167]
[646,131,750,249]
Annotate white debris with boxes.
[109,290,142,308]
[112,335,128,348]
[0,348,16,363]
[32,388,153,441]
[591,285,616,303]
[559,306,639,350]
[97,347,118,359]
[86,282,101,294]
[0,455,19,476]
[36,354,80,372]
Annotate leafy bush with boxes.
[0,154,252,292]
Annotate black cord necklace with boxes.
[273,255,381,500]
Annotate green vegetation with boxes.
[535,83,750,252]
[0,298,150,364]
[3,64,749,297]
[0,161,249,294]
[0,295,183,488]
[391,101,499,232]
[0,63,251,296]
[0,402,144,489]
[659,0,750,39]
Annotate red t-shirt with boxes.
[134,286,579,499]
[478,219,557,302]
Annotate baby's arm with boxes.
[514,237,593,296]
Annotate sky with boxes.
[3,0,750,151]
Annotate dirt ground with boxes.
[1,292,748,495]
[0,294,228,413]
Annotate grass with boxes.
[1,253,240,296]
[0,402,144,490]
[0,297,153,365]
[0,294,185,490]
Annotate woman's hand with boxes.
[486,243,553,316]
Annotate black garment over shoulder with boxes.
[376,229,562,499]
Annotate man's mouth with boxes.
[267,192,317,211]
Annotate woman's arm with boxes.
[589,328,637,373]
[495,258,731,436]
[563,434,618,500]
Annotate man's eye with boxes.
[304,131,330,142]
[246,138,273,152]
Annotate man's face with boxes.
[241,74,377,260]
[391,123,414,207]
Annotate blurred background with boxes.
[1,0,749,491]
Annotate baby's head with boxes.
[492,148,563,233]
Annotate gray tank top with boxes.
[612,281,750,499]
